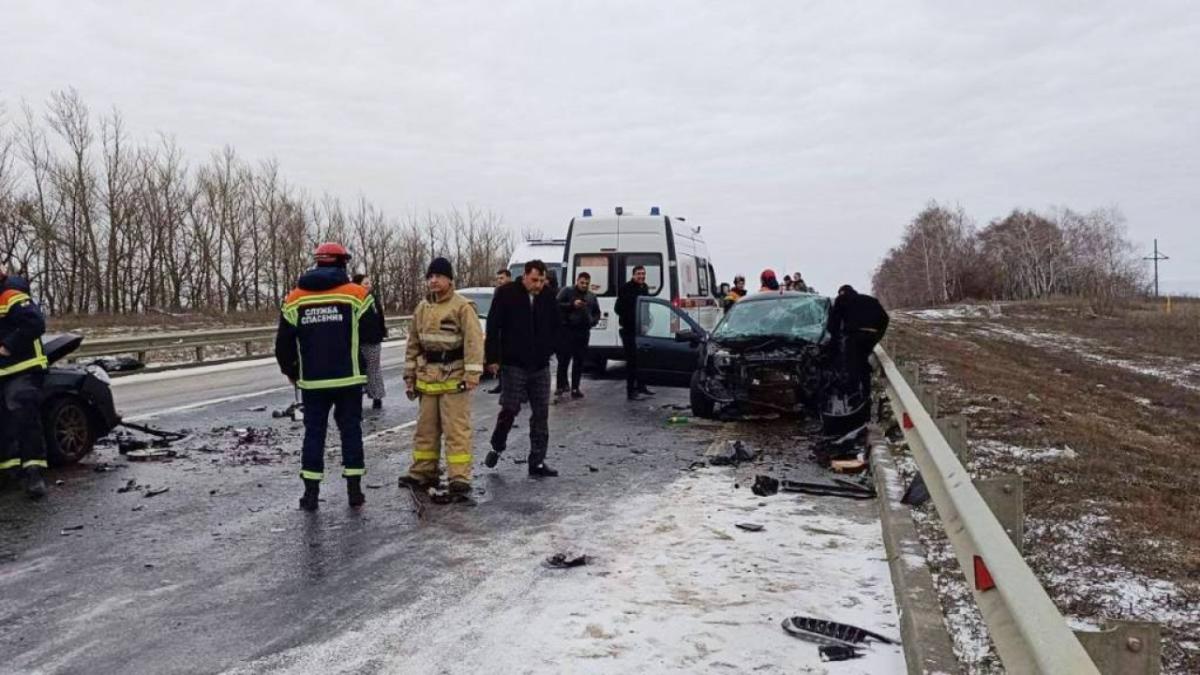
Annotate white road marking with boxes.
[123,386,292,422]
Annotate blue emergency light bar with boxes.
[650,206,660,215]
[582,208,592,217]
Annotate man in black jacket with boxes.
[0,266,49,499]
[555,271,601,398]
[614,266,653,401]
[827,285,890,399]
[484,260,560,477]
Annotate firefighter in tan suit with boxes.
[398,257,485,496]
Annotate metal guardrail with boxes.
[71,315,412,364]
[876,344,1104,675]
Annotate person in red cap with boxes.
[759,268,781,293]
[274,242,378,511]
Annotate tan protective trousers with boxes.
[409,390,473,484]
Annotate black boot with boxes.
[448,480,472,497]
[372,399,383,410]
[528,461,559,478]
[298,478,320,511]
[347,476,365,508]
[484,438,504,468]
[23,467,48,500]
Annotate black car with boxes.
[632,293,866,431]
[36,334,121,465]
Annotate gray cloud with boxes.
[3,0,1197,292]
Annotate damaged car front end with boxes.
[691,293,834,417]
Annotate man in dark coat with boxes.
[484,260,561,477]
[827,285,890,398]
[614,266,653,401]
[555,271,601,398]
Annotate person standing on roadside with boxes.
[828,284,890,399]
[484,260,560,478]
[353,273,388,410]
[486,268,512,394]
[0,265,49,500]
[730,275,748,300]
[615,265,654,401]
[555,271,601,400]
[396,258,484,497]
[759,269,781,293]
[275,243,377,511]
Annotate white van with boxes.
[563,207,722,368]
[507,239,566,290]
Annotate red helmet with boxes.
[760,268,776,280]
[314,242,351,262]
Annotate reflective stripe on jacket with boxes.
[276,282,375,390]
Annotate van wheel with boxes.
[690,371,716,419]
[43,396,96,466]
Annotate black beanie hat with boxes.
[426,257,454,280]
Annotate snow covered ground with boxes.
[237,465,906,674]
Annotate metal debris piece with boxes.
[126,448,178,461]
[544,553,589,569]
[819,645,864,662]
[751,475,780,497]
[781,616,897,648]
[735,523,765,532]
[117,479,139,494]
[144,487,170,498]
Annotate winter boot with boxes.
[528,462,559,478]
[447,480,472,499]
[484,438,504,469]
[23,467,48,500]
[298,478,320,511]
[346,476,366,507]
[397,474,436,490]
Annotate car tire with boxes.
[690,371,716,419]
[43,396,96,466]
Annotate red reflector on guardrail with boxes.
[974,555,995,591]
[902,413,913,429]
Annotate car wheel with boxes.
[690,371,716,419]
[43,396,96,466]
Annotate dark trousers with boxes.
[0,371,47,471]
[300,385,364,481]
[845,332,881,398]
[556,329,590,392]
[491,366,551,464]
[620,329,640,394]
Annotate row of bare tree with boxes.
[871,201,1146,310]
[0,90,514,316]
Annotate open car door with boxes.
[634,297,706,387]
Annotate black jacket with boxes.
[557,286,601,331]
[274,266,377,389]
[359,291,388,344]
[828,291,890,339]
[615,280,649,332]
[485,281,560,370]
[0,275,47,377]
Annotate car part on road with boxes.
[707,439,757,466]
[819,645,865,662]
[81,355,145,373]
[751,475,780,496]
[781,616,897,648]
[144,487,170,498]
[126,448,179,462]
[780,478,876,500]
[544,553,589,569]
[735,522,765,532]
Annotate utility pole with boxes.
[1143,239,1169,298]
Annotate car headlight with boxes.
[86,365,112,385]
[710,349,734,368]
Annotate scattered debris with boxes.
[751,475,780,497]
[131,505,145,512]
[366,483,385,489]
[781,479,875,501]
[81,355,144,373]
[587,465,599,473]
[830,458,868,474]
[144,487,170,498]
[270,527,286,534]
[819,645,865,662]
[247,405,267,412]
[60,525,85,535]
[661,403,689,411]
[544,553,590,569]
[126,447,178,461]
[900,474,930,507]
[54,479,65,486]
[666,415,690,426]
[117,479,139,494]
[93,463,119,473]
[781,616,897,648]
[708,440,758,466]
[735,523,765,532]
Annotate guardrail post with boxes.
[912,383,938,418]
[244,341,253,357]
[137,350,147,363]
[1075,620,1162,675]
[974,475,1024,552]
[934,415,971,465]
[195,345,205,363]
[901,363,920,388]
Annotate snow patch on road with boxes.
[236,467,906,674]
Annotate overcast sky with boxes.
[3,1,1198,294]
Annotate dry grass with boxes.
[889,300,1200,673]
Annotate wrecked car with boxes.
[36,334,121,465]
[633,293,867,431]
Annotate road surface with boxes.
[0,356,904,674]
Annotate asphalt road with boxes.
[0,356,903,674]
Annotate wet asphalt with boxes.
[0,358,735,674]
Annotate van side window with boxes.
[575,254,614,296]
[697,257,710,296]
[622,253,664,296]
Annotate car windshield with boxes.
[713,294,830,343]
[461,292,493,318]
